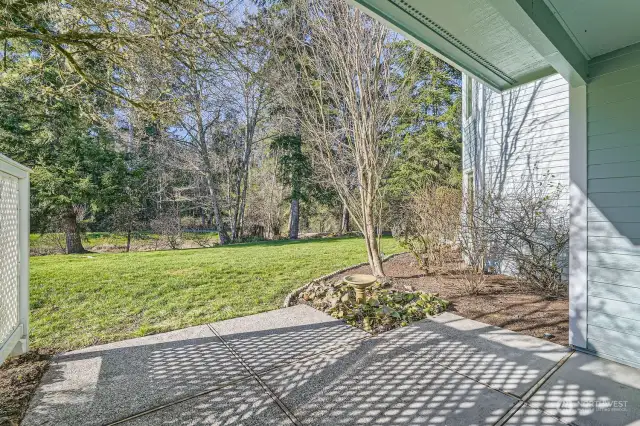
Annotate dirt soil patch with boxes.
[332,253,569,345]
[0,350,53,426]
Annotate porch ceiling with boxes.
[351,0,555,91]
[546,0,640,60]
[352,0,639,91]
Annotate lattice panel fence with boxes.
[0,155,29,365]
[0,171,19,346]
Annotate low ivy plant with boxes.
[299,282,448,333]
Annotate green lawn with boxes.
[30,236,401,351]
[30,231,219,254]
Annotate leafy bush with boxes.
[299,281,448,333]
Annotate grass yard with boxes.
[30,231,219,255]
[30,236,401,351]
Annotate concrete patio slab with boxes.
[210,304,370,372]
[22,325,250,426]
[118,377,294,426]
[21,305,640,426]
[528,351,640,426]
[259,337,518,425]
[381,312,570,398]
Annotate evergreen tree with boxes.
[387,41,462,195]
[0,37,126,253]
[270,134,312,239]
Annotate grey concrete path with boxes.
[22,306,640,425]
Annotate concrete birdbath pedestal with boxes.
[344,274,377,303]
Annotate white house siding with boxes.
[586,46,640,368]
[462,73,570,274]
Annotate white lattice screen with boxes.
[0,172,19,345]
[0,155,29,364]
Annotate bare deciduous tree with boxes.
[218,45,270,241]
[268,0,413,276]
[244,147,287,240]
[1,0,231,109]
[172,60,231,244]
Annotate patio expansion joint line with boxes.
[395,341,576,426]
[105,375,257,426]
[492,349,575,426]
[396,343,522,403]
[104,323,371,425]
[206,323,374,379]
[207,323,304,426]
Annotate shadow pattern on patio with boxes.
[21,305,640,425]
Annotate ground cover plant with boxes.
[29,236,401,351]
[297,280,448,333]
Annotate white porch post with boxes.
[569,84,588,349]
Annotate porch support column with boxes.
[569,84,587,349]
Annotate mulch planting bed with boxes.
[0,349,53,426]
[318,252,569,345]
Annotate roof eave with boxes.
[350,0,588,92]
[349,0,516,92]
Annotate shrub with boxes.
[458,267,487,295]
[393,186,461,273]
[458,188,491,295]
[465,175,569,297]
[500,184,569,296]
[150,213,182,250]
[187,232,218,248]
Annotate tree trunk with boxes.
[192,78,230,245]
[64,210,85,254]
[126,228,132,253]
[362,201,384,277]
[341,204,350,234]
[237,168,250,239]
[211,186,229,245]
[215,215,229,245]
[202,169,229,245]
[231,141,252,241]
[289,198,299,239]
[363,228,384,277]
[230,174,243,241]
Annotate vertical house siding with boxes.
[586,46,640,367]
[462,73,570,274]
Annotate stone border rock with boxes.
[283,252,406,307]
